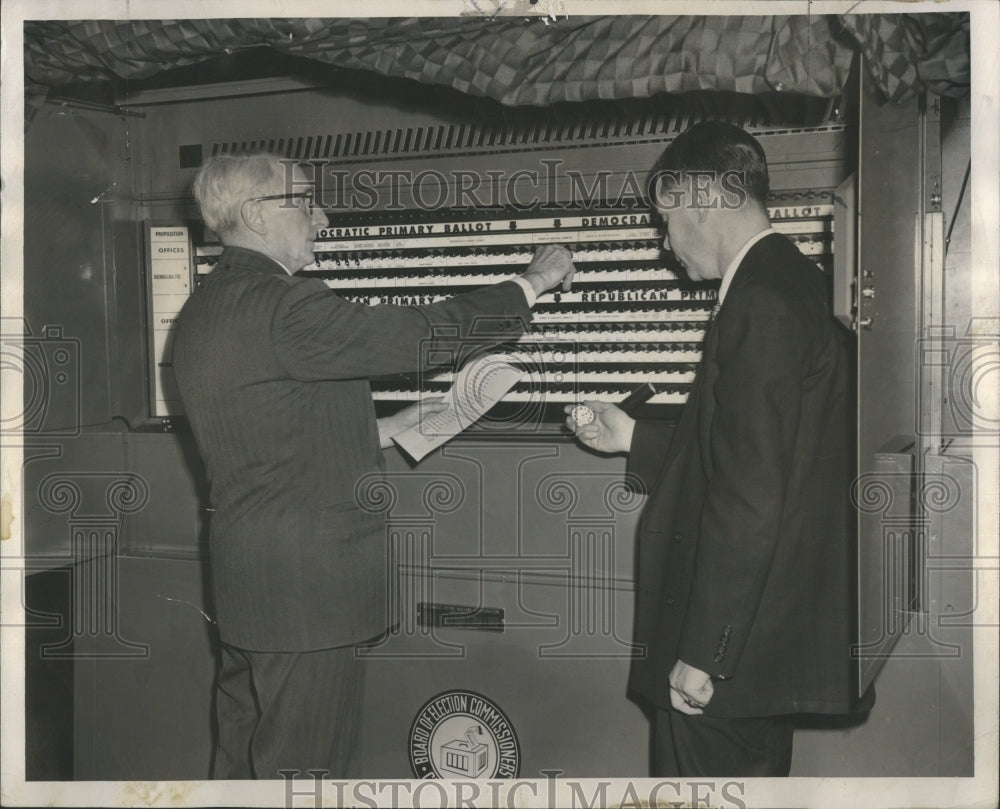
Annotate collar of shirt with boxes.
[216,246,287,276]
[717,227,777,306]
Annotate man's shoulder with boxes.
[723,235,832,333]
[211,248,296,281]
[177,261,312,335]
[744,231,814,268]
[738,233,824,294]
[195,260,304,298]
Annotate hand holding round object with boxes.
[570,404,595,427]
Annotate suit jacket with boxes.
[173,247,530,652]
[627,233,870,718]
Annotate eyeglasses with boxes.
[244,191,317,213]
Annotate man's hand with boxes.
[521,244,575,296]
[669,659,714,715]
[564,401,636,455]
[377,397,448,449]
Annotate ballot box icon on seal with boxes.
[408,689,520,778]
[439,726,489,777]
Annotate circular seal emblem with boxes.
[408,690,520,779]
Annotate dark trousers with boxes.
[654,707,794,777]
[212,642,366,780]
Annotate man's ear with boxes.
[241,200,267,236]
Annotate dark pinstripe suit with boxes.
[174,247,529,653]
[172,246,530,776]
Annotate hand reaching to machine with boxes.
[521,244,576,296]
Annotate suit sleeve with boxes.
[677,282,809,678]
[271,278,530,380]
[627,420,675,494]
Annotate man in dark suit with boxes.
[567,122,871,776]
[173,153,575,779]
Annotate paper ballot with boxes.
[392,354,523,462]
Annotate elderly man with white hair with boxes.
[173,153,575,779]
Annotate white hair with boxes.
[191,154,286,237]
